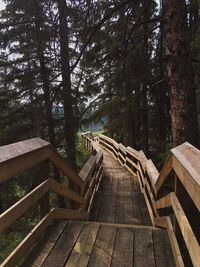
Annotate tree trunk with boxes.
[57,0,79,208]
[34,1,65,207]
[57,0,76,167]
[164,0,199,147]
[140,0,149,156]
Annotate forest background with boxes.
[0,0,200,261]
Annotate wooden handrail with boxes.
[0,178,85,234]
[0,135,103,266]
[98,133,200,267]
[156,192,200,267]
[0,138,83,188]
[1,208,87,267]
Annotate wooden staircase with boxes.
[0,133,199,267]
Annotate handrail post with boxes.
[39,160,50,218]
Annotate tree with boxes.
[57,0,77,168]
[163,0,200,147]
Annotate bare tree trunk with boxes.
[57,0,76,167]
[34,1,65,207]
[140,0,149,156]
[164,0,199,147]
[57,0,79,208]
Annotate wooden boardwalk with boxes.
[89,151,151,225]
[22,221,174,267]
[1,134,200,267]
[21,149,175,267]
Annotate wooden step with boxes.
[89,190,151,225]
[21,221,175,267]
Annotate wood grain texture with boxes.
[111,227,134,267]
[65,223,100,267]
[43,221,84,267]
[88,225,116,267]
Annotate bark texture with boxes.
[164,0,199,147]
[57,0,76,166]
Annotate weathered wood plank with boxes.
[21,221,67,267]
[155,154,173,194]
[111,228,134,267]
[50,179,84,204]
[153,229,175,267]
[0,138,49,164]
[115,195,125,224]
[97,194,116,223]
[53,208,88,221]
[49,147,83,188]
[0,147,50,184]
[65,223,100,267]
[43,221,84,267]
[1,210,54,267]
[89,192,102,221]
[0,179,51,234]
[88,225,116,267]
[133,228,155,267]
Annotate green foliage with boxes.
[76,133,90,171]
[0,206,39,264]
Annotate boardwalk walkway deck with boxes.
[89,150,151,225]
[21,149,175,267]
[4,134,199,266]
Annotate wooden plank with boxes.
[131,194,143,225]
[42,221,84,267]
[144,180,158,217]
[82,172,98,211]
[21,221,67,267]
[81,220,159,230]
[171,193,200,267]
[89,192,102,221]
[124,163,136,176]
[88,225,116,267]
[138,150,148,172]
[39,161,50,219]
[99,139,116,155]
[0,137,49,163]
[153,229,176,267]
[137,162,146,188]
[155,193,171,209]
[156,192,200,267]
[79,156,96,182]
[124,192,135,224]
[171,142,200,187]
[53,208,88,221]
[154,216,184,267]
[65,223,100,267]
[0,179,51,234]
[142,187,155,226]
[0,147,50,184]
[115,195,125,224]
[165,217,185,267]
[126,157,138,171]
[1,210,54,267]
[172,154,200,212]
[126,146,139,160]
[155,154,173,194]
[98,194,116,223]
[99,170,113,191]
[145,159,159,191]
[111,227,134,267]
[138,194,152,225]
[133,228,155,267]
[49,147,83,188]
[50,179,84,204]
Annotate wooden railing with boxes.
[93,133,200,267]
[0,137,103,267]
